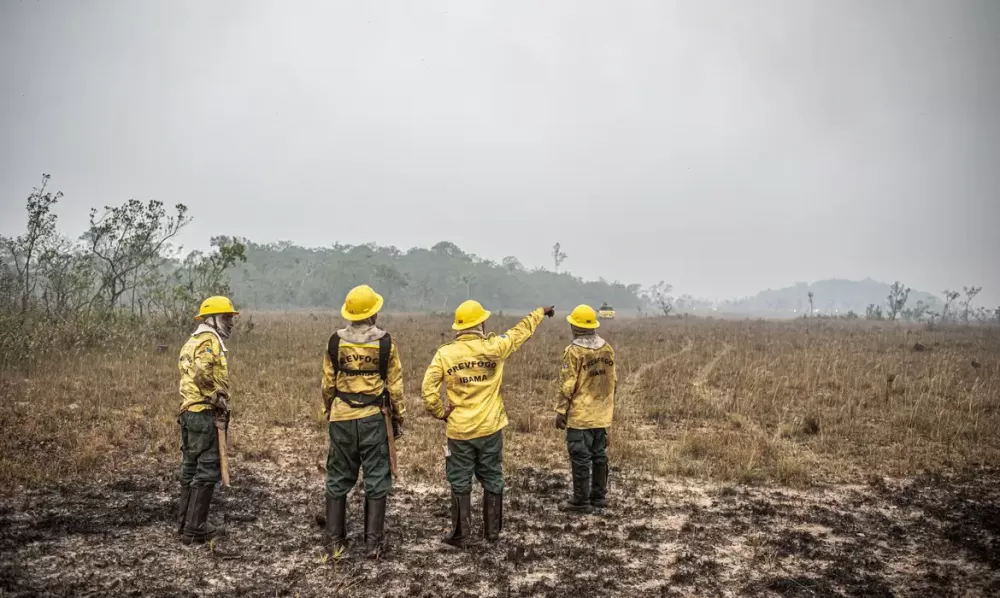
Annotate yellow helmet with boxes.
[567,304,600,329]
[453,299,491,331]
[342,284,384,321]
[195,296,239,320]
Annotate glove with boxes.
[542,306,556,318]
[213,393,230,428]
[392,417,404,439]
[442,404,455,421]
[215,408,230,430]
[555,412,567,430]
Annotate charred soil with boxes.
[2,458,997,597]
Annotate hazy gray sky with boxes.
[2,0,998,303]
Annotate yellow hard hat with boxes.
[567,304,600,329]
[342,284,384,321]
[195,296,239,320]
[453,299,491,330]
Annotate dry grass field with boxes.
[2,313,998,596]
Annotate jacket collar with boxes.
[193,323,228,353]
[572,334,606,350]
[338,323,387,344]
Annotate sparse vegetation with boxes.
[0,177,247,368]
[962,285,982,325]
[885,281,910,321]
[942,289,961,322]
[644,281,675,316]
[2,314,997,491]
[2,175,61,314]
[865,303,883,320]
[551,241,568,273]
[901,299,930,322]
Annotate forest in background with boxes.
[228,240,640,313]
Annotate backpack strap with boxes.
[378,333,391,382]
[328,333,341,374]
[328,331,392,409]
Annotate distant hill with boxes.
[726,279,940,315]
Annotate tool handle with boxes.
[383,408,399,478]
[217,427,231,487]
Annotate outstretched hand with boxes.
[542,306,556,318]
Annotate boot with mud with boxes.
[324,495,348,556]
[441,492,479,549]
[363,497,386,558]
[176,485,191,535]
[559,463,593,514]
[590,461,608,509]
[181,484,225,544]
[483,490,503,542]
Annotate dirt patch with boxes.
[2,461,998,597]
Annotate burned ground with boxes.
[2,456,997,597]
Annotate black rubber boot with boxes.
[363,497,386,558]
[181,484,223,544]
[559,463,593,513]
[324,495,348,556]
[483,491,503,542]
[177,485,191,535]
[441,492,478,548]
[590,462,608,509]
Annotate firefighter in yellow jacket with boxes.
[422,300,555,547]
[177,296,239,544]
[321,284,405,557]
[555,305,617,513]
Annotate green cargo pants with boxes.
[326,413,392,500]
[446,430,503,495]
[567,428,608,500]
[179,410,221,488]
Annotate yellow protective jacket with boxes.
[555,335,617,429]
[178,325,230,414]
[322,324,405,423]
[422,309,544,440]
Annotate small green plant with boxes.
[315,545,345,569]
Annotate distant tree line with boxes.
[228,240,643,313]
